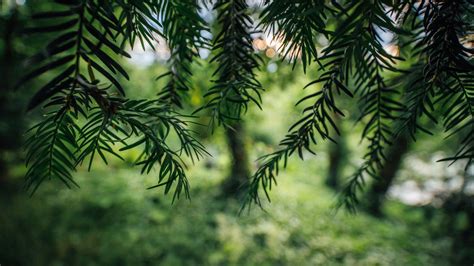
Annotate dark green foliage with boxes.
[116,0,163,49]
[260,0,329,71]
[198,0,263,125]
[18,0,207,198]
[157,0,210,108]
[25,110,80,193]
[416,1,474,168]
[245,0,473,211]
[0,166,453,265]
[15,0,474,210]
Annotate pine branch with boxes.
[118,99,209,200]
[19,0,208,197]
[244,0,405,211]
[198,0,263,125]
[335,1,405,212]
[259,0,330,71]
[25,108,80,194]
[117,0,163,49]
[157,0,210,108]
[398,0,474,164]
[243,75,352,209]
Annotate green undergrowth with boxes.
[0,159,451,266]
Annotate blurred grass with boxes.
[0,156,451,265]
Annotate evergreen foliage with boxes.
[19,0,207,199]
[16,0,474,210]
[197,0,263,125]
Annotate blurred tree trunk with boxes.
[221,121,250,198]
[442,167,474,264]
[443,192,474,264]
[325,115,346,190]
[365,134,410,215]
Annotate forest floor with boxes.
[0,157,453,266]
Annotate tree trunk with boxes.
[221,121,250,198]
[365,134,410,216]
[325,115,345,190]
[442,167,474,264]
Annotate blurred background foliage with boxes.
[1,0,473,265]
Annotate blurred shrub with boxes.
[0,163,452,266]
